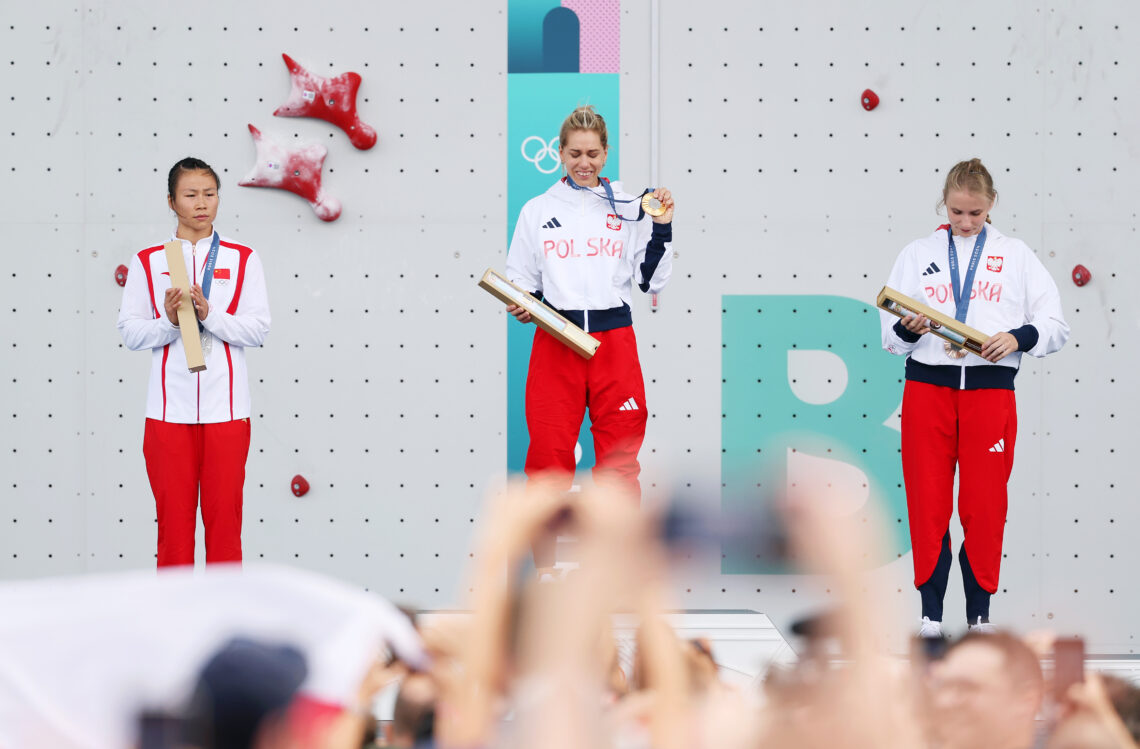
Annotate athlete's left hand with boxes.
[981,332,1018,362]
[189,283,209,321]
[650,187,674,224]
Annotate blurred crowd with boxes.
[119,476,1139,749]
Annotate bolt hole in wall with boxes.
[0,2,1136,652]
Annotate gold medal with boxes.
[944,341,968,359]
[641,193,666,217]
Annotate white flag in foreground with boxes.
[0,563,426,749]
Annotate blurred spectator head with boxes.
[1046,672,1140,749]
[390,672,437,748]
[1046,711,1122,749]
[182,637,308,749]
[1101,673,1140,742]
[927,631,1044,749]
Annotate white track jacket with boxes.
[117,231,270,423]
[880,224,1069,390]
[506,178,673,332]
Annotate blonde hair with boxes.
[559,105,609,150]
[939,158,997,221]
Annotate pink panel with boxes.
[562,0,620,74]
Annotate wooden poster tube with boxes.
[876,286,990,357]
[479,268,600,359]
[163,241,207,372]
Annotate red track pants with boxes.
[901,381,1017,594]
[524,326,649,497]
[143,418,250,568]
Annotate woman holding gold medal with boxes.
[505,106,674,573]
[881,158,1069,636]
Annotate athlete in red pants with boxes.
[881,159,1068,635]
[118,158,271,567]
[143,419,250,565]
[524,326,648,495]
[506,106,674,571]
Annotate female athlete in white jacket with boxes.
[506,106,674,570]
[881,158,1068,635]
[118,157,270,567]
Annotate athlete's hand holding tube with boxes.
[897,312,1020,363]
[163,283,210,325]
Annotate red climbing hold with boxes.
[861,89,880,111]
[291,475,310,497]
[1072,264,1091,287]
[115,264,128,287]
[274,53,378,150]
[238,124,342,221]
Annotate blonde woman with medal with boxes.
[118,157,271,568]
[881,159,1069,637]
[505,106,674,575]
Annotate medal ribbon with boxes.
[563,177,653,221]
[946,225,986,324]
[197,231,221,332]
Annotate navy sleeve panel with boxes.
[637,222,672,293]
[893,319,923,343]
[1009,324,1039,352]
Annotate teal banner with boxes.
[720,295,910,572]
[506,1,620,477]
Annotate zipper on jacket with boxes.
[579,187,587,316]
[191,239,202,418]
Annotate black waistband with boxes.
[905,358,1018,391]
[551,303,632,333]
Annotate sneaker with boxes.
[919,616,943,638]
[968,616,996,634]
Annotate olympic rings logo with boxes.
[520,135,562,174]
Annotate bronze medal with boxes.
[944,341,968,359]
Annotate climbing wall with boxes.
[0,0,1136,653]
[634,1,1139,651]
[0,2,507,608]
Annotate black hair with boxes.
[167,157,220,198]
[181,638,307,749]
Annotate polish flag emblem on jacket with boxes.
[606,214,622,231]
[987,256,1003,272]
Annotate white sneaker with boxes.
[968,616,996,634]
[918,616,943,638]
